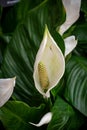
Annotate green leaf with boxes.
[47,96,85,130]
[70,23,87,56]
[72,23,87,44]
[0,39,7,67]
[0,101,46,130]
[1,0,65,106]
[64,22,87,56]
[51,0,66,27]
[52,31,65,54]
[81,0,87,14]
[64,55,87,116]
[51,78,65,100]
[0,0,43,33]
[1,0,65,34]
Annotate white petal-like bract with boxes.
[33,26,65,98]
[59,0,81,35]
[29,112,52,127]
[0,77,16,107]
[64,36,77,57]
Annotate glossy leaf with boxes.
[1,0,65,34]
[0,0,43,33]
[72,23,87,54]
[51,31,65,54]
[47,96,85,130]
[0,101,46,130]
[64,55,87,116]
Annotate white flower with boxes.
[33,26,65,98]
[57,0,80,57]
[29,112,52,127]
[59,0,81,35]
[64,36,77,57]
[0,77,16,107]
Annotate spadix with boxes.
[33,26,65,98]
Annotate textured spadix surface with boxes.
[33,26,65,98]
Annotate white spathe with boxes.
[29,112,52,127]
[59,0,81,35]
[33,26,65,98]
[64,36,77,57]
[0,77,16,107]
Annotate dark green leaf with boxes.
[0,38,7,67]
[1,0,44,33]
[51,78,65,100]
[0,101,46,130]
[81,0,87,14]
[64,55,87,116]
[52,31,65,54]
[1,0,65,34]
[47,96,85,130]
[72,23,87,44]
[64,22,87,56]
[70,23,87,56]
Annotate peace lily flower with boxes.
[33,26,65,98]
[32,25,77,127]
[29,112,52,127]
[57,0,80,56]
[64,36,77,57]
[0,77,16,107]
[59,0,81,35]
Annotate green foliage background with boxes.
[0,0,87,130]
